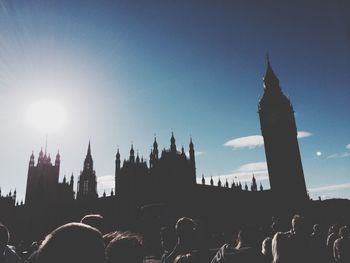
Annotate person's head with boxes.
[291,214,305,234]
[313,224,320,233]
[236,225,259,249]
[272,232,291,263]
[262,237,272,257]
[339,226,349,239]
[105,232,143,263]
[36,223,105,263]
[175,217,196,244]
[0,224,9,255]
[81,214,105,234]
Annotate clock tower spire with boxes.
[259,58,307,205]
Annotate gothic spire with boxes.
[263,56,281,92]
[87,140,91,156]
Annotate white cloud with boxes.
[223,135,264,149]
[297,131,313,139]
[185,151,205,158]
[309,183,350,193]
[198,162,269,185]
[224,131,312,149]
[346,144,350,150]
[327,152,350,159]
[97,175,114,195]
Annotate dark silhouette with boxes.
[285,214,311,263]
[161,217,197,263]
[105,232,143,263]
[36,223,105,263]
[259,57,308,206]
[327,224,340,261]
[333,226,350,263]
[261,237,272,262]
[272,232,293,263]
[80,214,105,234]
[0,223,21,263]
[211,225,265,263]
[77,141,98,200]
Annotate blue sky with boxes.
[0,0,349,202]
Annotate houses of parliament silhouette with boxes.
[0,60,318,242]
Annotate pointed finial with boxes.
[87,140,91,155]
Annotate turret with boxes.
[55,150,60,166]
[153,137,159,160]
[218,178,222,187]
[210,176,213,186]
[170,132,176,152]
[70,173,74,190]
[136,152,140,163]
[130,144,135,163]
[201,174,205,185]
[29,151,35,167]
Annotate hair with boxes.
[105,232,143,263]
[173,253,196,263]
[175,217,196,241]
[272,232,291,263]
[291,214,305,233]
[262,237,272,256]
[80,214,105,233]
[339,226,349,238]
[36,222,105,263]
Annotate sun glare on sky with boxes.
[26,100,67,133]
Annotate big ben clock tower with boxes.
[259,58,307,204]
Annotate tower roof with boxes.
[263,56,281,92]
[87,140,91,156]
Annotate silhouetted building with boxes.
[77,141,98,200]
[25,148,74,206]
[258,58,307,203]
[115,134,197,205]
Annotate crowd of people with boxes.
[0,214,349,263]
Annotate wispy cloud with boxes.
[327,144,350,159]
[224,135,263,149]
[327,152,350,159]
[309,182,350,193]
[224,131,312,149]
[198,162,269,185]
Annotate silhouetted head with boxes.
[291,214,305,234]
[312,224,320,234]
[105,232,143,263]
[329,224,339,235]
[36,223,105,263]
[81,214,105,233]
[236,225,259,249]
[339,226,349,238]
[272,232,292,263]
[262,237,272,257]
[175,217,196,244]
[0,224,9,255]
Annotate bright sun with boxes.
[26,100,67,133]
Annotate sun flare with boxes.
[26,100,67,133]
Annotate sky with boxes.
[0,0,349,202]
